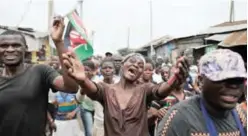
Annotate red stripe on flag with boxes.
[71,12,88,37]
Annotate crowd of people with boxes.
[0,16,246,136]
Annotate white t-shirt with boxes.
[152,73,163,84]
[48,89,56,103]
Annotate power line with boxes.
[17,0,33,27]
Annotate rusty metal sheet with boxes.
[218,30,247,47]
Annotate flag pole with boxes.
[48,0,54,56]
[127,27,130,49]
[78,0,84,19]
[149,0,154,59]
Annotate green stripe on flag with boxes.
[66,10,94,61]
[74,44,93,61]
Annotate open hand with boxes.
[66,111,76,119]
[62,52,86,82]
[51,15,65,43]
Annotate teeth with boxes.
[223,95,237,98]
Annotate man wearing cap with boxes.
[156,49,247,136]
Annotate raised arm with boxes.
[156,57,189,98]
[50,16,79,92]
[146,57,189,102]
[62,51,99,96]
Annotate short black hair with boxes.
[145,57,155,68]
[82,60,95,70]
[100,58,115,68]
[105,52,112,56]
[0,30,27,45]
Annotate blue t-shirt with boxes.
[55,92,78,120]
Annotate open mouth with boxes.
[128,68,137,77]
[220,94,239,103]
[105,72,112,76]
[5,56,17,59]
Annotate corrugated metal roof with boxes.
[0,25,48,38]
[141,35,173,49]
[205,33,230,41]
[138,20,247,50]
[218,30,247,47]
[0,25,48,51]
[212,20,247,27]
[198,24,247,35]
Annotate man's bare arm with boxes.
[50,16,78,92]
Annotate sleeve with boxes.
[48,90,57,103]
[86,82,106,104]
[144,83,164,104]
[36,64,60,91]
[76,89,86,102]
[236,104,247,131]
[157,108,190,136]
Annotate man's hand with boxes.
[157,107,168,120]
[66,111,76,119]
[48,121,57,132]
[62,52,86,83]
[148,107,159,118]
[51,15,65,44]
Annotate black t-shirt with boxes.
[0,64,59,136]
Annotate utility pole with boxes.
[229,0,235,22]
[127,27,130,49]
[48,0,54,30]
[78,0,84,19]
[149,0,154,58]
[91,31,95,47]
[48,0,54,56]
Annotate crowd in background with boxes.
[0,17,246,136]
[43,48,247,136]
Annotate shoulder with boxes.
[236,103,247,127]
[157,96,200,135]
[31,64,53,72]
[184,90,194,97]
[166,95,200,117]
[142,82,157,88]
[94,81,110,92]
[32,64,49,69]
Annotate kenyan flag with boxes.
[64,10,93,61]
